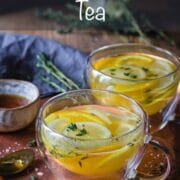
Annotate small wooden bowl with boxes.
[0,79,40,132]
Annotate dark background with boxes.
[0,0,180,33]
[0,0,179,33]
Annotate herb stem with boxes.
[40,75,66,93]
[37,52,80,90]
[120,1,145,39]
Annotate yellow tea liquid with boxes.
[89,53,178,115]
[41,105,144,177]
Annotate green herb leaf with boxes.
[28,139,37,148]
[130,75,137,79]
[127,142,134,147]
[142,67,149,72]
[36,52,80,91]
[76,128,87,136]
[78,161,82,167]
[110,68,116,72]
[30,175,38,180]
[67,123,78,131]
[124,72,130,76]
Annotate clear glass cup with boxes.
[87,44,180,133]
[36,89,171,180]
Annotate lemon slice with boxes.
[115,123,135,136]
[53,110,106,126]
[63,122,111,140]
[61,122,112,150]
[95,145,130,168]
[116,54,155,66]
[45,118,68,132]
[102,65,146,80]
[85,107,112,124]
[144,84,177,115]
[148,58,174,71]
[93,141,139,175]
[94,56,117,69]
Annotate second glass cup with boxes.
[36,90,171,180]
[87,44,180,132]
[37,89,148,179]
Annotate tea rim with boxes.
[38,89,149,142]
[89,43,180,82]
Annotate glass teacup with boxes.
[36,89,171,180]
[87,44,180,133]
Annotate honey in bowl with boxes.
[0,94,29,109]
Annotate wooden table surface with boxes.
[0,6,179,180]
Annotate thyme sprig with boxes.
[40,75,66,93]
[67,123,78,131]
[36,52,80,91]
[27,139,37,148]
[30,175,38,180]
[65,123,88,137]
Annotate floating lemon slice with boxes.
[94,56,117,69]
[94,54,154,70]
[116,54,155,66]
[144,84,177,115]
[93,139,140,175]
[148,58,175,72]
[115,123,135,136]
[102,65,146,80]
[50,110,106,126]
[85,107,112,124]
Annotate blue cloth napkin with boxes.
[0,33,88,96]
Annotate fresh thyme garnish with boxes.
[28,139,37,147]
[124,67,131,70]
[136,120,141,124]
[36,52,80,92]
[145,96,153,104]
[81,155,88,160]
[127,142,134,147]
[30,175,38,180]
[145,89,151,93]
[50,149,64,158]
[110,68,116,72]
[67,123,78,131]
[142,67,149,72]
[142,67,158,77]
[110,72,115,76]
[76,128,87,136]
[130,75,137,79]
[65,123,88,137]
[78,161,82,168]
[124,72,130,76]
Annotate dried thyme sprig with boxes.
[36,52,80,90]
[40,75,66,93]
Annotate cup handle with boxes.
[159,93,180,130]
